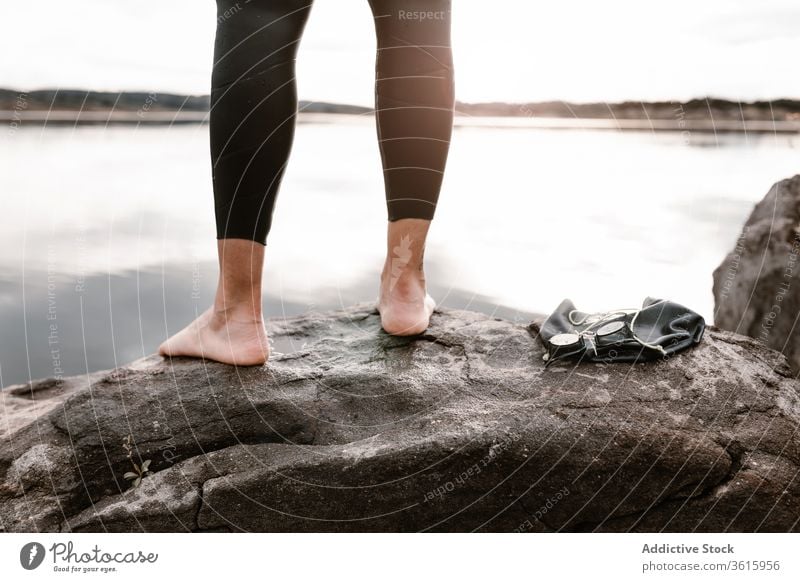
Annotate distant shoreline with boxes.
[3,110,799,134]
[2,88,799,133]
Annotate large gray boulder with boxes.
[1,304,799,532]
[713,175,800,373]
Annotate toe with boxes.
[158,335,185,358]
[157,341,170,357]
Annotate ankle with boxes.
[382,253,424,275]
[211,304,264,324]
[382,267,427,296]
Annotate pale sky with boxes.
[4,0,800,104]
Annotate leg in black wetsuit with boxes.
[210,0,454,245]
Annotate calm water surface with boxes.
[1,117,798,387]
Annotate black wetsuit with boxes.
[210,0,455,244]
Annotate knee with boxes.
[373,2,454,82]
[212,0,311,87]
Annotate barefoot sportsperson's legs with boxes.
[160,0,455,362]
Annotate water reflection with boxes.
[0,262,539,388]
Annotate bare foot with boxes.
[378,264,435,336]
[158,307,270,366]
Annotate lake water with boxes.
[1,116,798,387]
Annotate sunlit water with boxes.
[1,116,798,387]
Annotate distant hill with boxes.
[0,89,370,115]
[456,99,800,122]
[2,88,799,122]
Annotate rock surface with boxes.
[713,175,800,373]
[1,303,799,532]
